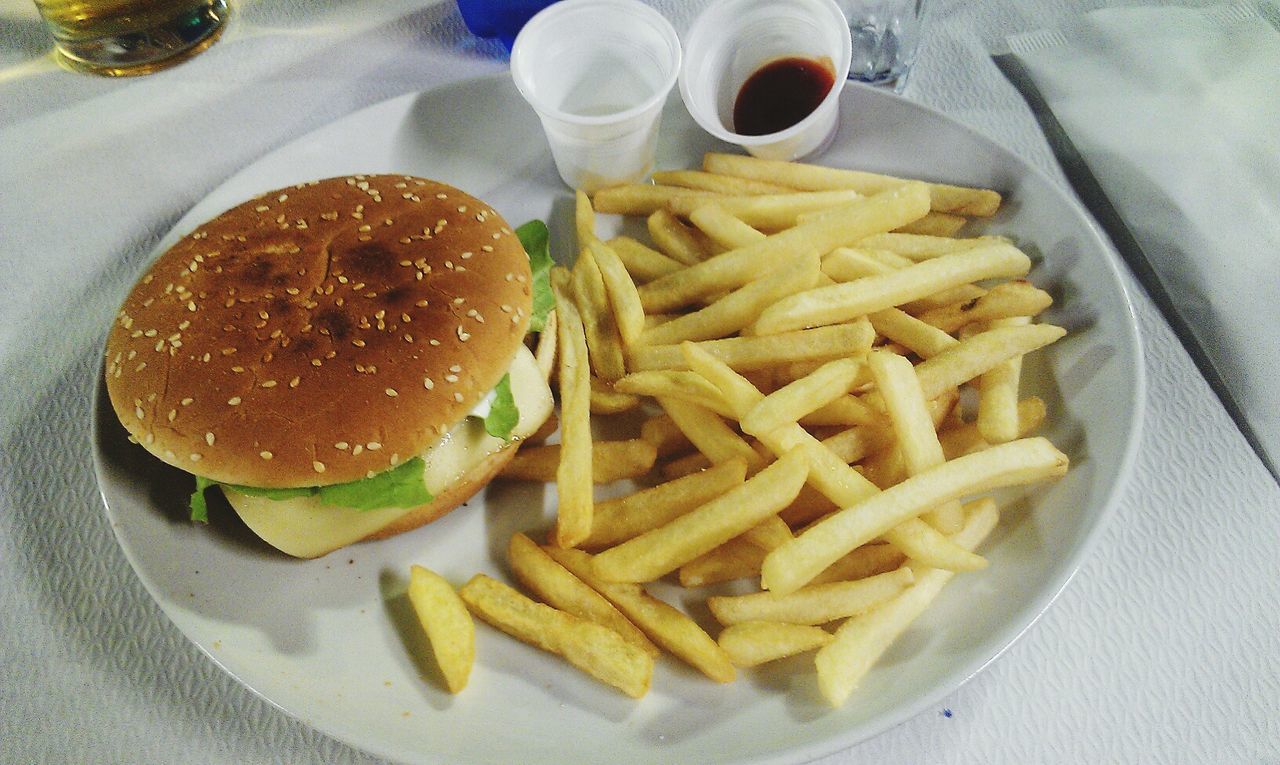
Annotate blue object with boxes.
[457,0,562,50]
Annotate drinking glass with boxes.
[836,0,926,92]
[33,0,230,76]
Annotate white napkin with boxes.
[1005,2,1280,475]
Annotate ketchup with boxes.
[733,56,836,136]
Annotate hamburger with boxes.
[104,174,555,558]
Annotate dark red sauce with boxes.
[733,56,836,136]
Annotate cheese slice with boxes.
[224,343,553,558]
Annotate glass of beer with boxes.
[33,0,230,76]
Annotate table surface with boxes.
[2,1,1277,763]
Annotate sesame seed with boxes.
[453,392,464,402]
[445,374,459,383]
[352,444,364,456]
[228,397,242,406]
[313,461,326,473]
[336,441,349,450]
[190,453,202,462]
[367,442,382,451]
[423,377,434,389]
[385,388,398,397]
[260,380,278,388]
[206,433,215,446]
[289,377,300,388]
[181,398,194,406]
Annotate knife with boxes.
[993,53,1279,486]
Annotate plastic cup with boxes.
[679,0,853,161]
[510,0,681,193]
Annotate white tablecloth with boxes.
[1,1,1276,763]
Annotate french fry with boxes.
[856,232,1006,260]
[508,533,659,658]
[583,459,749,550]
[407,565,475,693]
[651,169,796,195]
[909,323,1066,400]
[648,208,708,265]
[777,484,838,529]
[551,269,593,548]
[639,413,694,457]
[750,243,1033,335]
[761,438,1068,596]
[587,239,646,347]
[916,279,1053,334]
[740,358,865,438]
[687,204,767,250]
[605,236,684,282]
[868,308,959,359]
[670,190,865,231]
[708,566,914,626]
[591,447,810,583]
[543,546,736,683]
[641,250,822,346]
[977,316,1031,444]
[799,393,881,428]
[820,246,908,281]
[592,184,716,216]
[702,152,1003,217]
[534,309,558,381]
[806,543,906,586]
[614,371,735,419]
[678,535,769,587]
[637,183,932,313]
[718,621,834,667]
[504,440,657,484]
[814,499,999,706]
[868,350,965,534]
[574,189,597,248]
[893,211,967,237]
[458,574,653,698]
[657,396,765,472]
[901,283,987,314]
[939,397,1046,459]
[628,321,875,373]
[589,376,641,414]
[572,246,627,381]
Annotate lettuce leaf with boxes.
[482,373,518,441]
[189,457,433,520]
[517,219,554,333]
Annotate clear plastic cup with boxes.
[510,0,681,193]
[679,0,853,161]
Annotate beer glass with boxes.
[33,0,230,76]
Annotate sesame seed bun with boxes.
[105,174,533,489]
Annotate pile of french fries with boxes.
[407,153,1070,708]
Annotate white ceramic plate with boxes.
[94,74,1144,765]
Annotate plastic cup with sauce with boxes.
[510,0,681,193]
[679,0,853,161]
